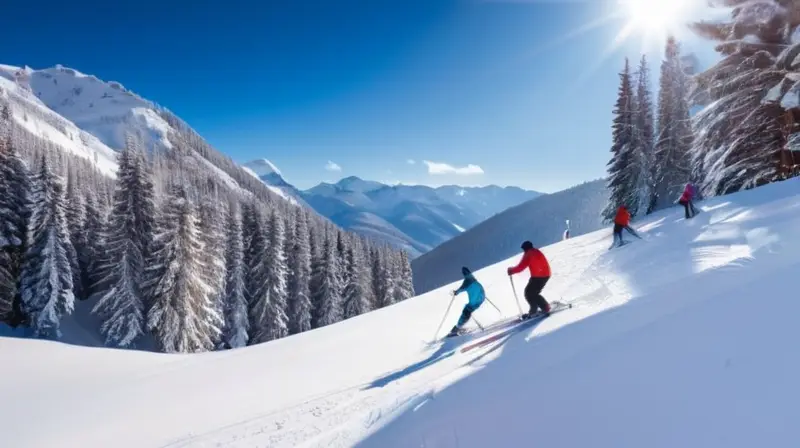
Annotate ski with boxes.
[460,302,573,353]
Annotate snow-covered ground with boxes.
[4,178,800,447]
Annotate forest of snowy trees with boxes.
[605,1,800,221]
[0,102,415,353]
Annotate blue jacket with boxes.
[455,272,485,308]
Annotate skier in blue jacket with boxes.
[447,266,486,337]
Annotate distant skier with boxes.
[678,182,699,219]
[612,205,642,248]
[507,241,551,318]
[563,219,570,240]
[447,267,486,337]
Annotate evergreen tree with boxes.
[633,55,657,215]
[19,155,75,338]
[393,250,415,302]
[264,210,289,340]
[0,132,30,325]
[222,202,248,348]
[309,230,324,328]
[79,191,105,298]
[373,247,395,308]
[653,37,693,209]
[312,234,342,327]
[342,241,372,319]
[64,171,85,299]
[145,186,222,353]
[288,207,312,334]
[197,197,226,345]
[602,58,638,221]
[689,0,795,195]
[91,139,156,348]
[245,206,271,344]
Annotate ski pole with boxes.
[509,276,524,315]
[472,315,485,331]
[433,293,457,340]
[484,296,502,314]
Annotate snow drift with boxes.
[4,178,800,447]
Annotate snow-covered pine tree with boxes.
[0,139,15,321]
[689,0,796,195]
[91,137,156,348]
[288,207,312,334]
[79,191,105,298]
[370,246,382,309]
[144,185,222,353]
[308,229,324,328]
[602,58,638,222]
[64,171,85,299]
[19,154,75,338]
[262,209,289,340]
[392,250,415,302]
[653,37,693,209]
[633,55,657,215]
[222,201,248,348]
[197,196,226,345]
[245,205,272,344]
[313,234,342,327]
[0,117,31,325]
[342,239,372,319]
[373,246,396,308]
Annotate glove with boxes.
[506,267,513,276]
[450,290,457,296]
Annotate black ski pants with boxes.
[524,276,550,314]
[679,198,698,219]
[613,223,641,245]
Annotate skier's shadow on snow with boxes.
[366,332,482,389]
[366,318,547,390]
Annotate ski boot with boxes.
[446,325,464,338]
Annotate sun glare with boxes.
[620,0,691,36]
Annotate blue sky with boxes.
[1,0,720,192]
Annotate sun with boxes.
[619,0,692,37]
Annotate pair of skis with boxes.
[446,301,573,353]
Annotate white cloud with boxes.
[423,160,484,175]
[325,160,342,172]
[407,159,416,165]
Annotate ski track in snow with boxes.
[5,179,800,447]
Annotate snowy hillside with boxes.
[412,178,608,294]
[0,65,118,176]
[0,63,300,207]
[4,177,800,447]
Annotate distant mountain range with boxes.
[243,159,543,257]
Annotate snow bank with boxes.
[4,178,800,447]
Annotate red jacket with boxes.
[679,183,694,202]
[508,248,551,278]
[614,206,630,226]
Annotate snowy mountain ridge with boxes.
[0,63,301,207]
[4,176,799,447]
[242,158,544,256]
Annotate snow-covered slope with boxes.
[412,178,608,294]
[5,177,800,447]
[0,65,118,176]
[1,64,301,209]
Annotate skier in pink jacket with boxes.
[678,183,699,219]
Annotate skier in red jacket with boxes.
[507,240,551,318]
[611,205,642,248]
[678,182,699,219]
